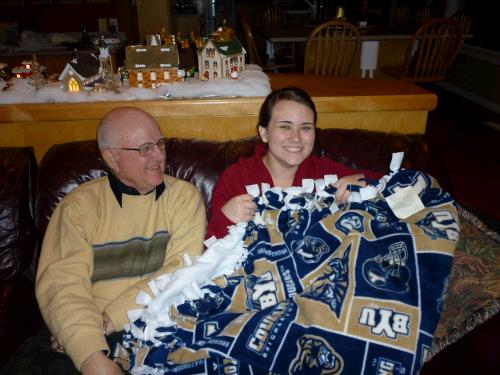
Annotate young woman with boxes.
[206,87,381,239]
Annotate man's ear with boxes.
[258,126,268,143]
[102,149,119,172]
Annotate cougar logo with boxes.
[281,209,311,246]
[294,235,331,264]
[363,201,403,232]
[290,335,343,375]
[335,212,364,235]
[303,247,350,317]
[362,241,411,293]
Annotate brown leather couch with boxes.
[0,128,434,367]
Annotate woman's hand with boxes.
[221,194,257,224]
[334,173,366,203]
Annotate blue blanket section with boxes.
[115,170,458,375]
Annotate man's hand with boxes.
[334,173,366,203]
[81,350,123,375]
[102,311,115,336]
[221,194,257,223]
[50,335,64,353]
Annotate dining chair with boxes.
[393,6,410,28]
[449,10,471,60]
[450,10,472,34]
[413,7,431,27]
[259,5,295,67]
[240,15,295,72]
[260,4,287,33]
[304,20,361,77]
[381,18,462,82]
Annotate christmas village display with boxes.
[0,21,248,96]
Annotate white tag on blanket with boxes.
[324,174,338,186]
[314,178,326,192]
[261,183,271,194]
[386,186,425,219]
[390,152,404,172]
[245,184,260,197]
[359,186,379,201]
[302,179,314,193]
[204,236,217,247]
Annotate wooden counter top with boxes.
[268,73,437,111]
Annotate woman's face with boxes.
[259,99,315,171]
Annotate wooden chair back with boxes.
[401,18,462,82]
[413,7,431,27]
[240,15,294,72]
[393,6,410,27]
[260,5,287,33]
[304,20,360,77]
[450,11,472,34]
[240,15,262,66]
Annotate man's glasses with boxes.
[110,138,167,157]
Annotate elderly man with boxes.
[3,107,206,375]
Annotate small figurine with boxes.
[178,68,186,81]
[186,66,196,77]
[28,54,47,90]
[0,62,9,81]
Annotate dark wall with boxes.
[0,0,138,43]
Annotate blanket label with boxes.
[386,186,425,219]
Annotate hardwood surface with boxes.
[0,74,437,161]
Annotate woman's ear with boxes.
[102,149,119,172]
[258,126,268,143]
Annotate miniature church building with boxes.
[59,36,113,92]
[197,24,246,80]
[125,34,182,88]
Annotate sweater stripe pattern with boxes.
[92,231,171,282]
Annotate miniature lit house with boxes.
[59,54,100,92]
[12,60,33,78]
[125,34,182,88]
[197,25,246,80]
[59,39,112,92]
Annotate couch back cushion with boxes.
[35,129,429,240]
[316,128,428,175]
[35,141,108,239]
[0,147,37,281]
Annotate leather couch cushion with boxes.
[0,147,37,281]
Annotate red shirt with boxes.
[206,143,381,239]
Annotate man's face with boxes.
[109,118,166,194]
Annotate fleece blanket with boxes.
[113,168,459,375]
